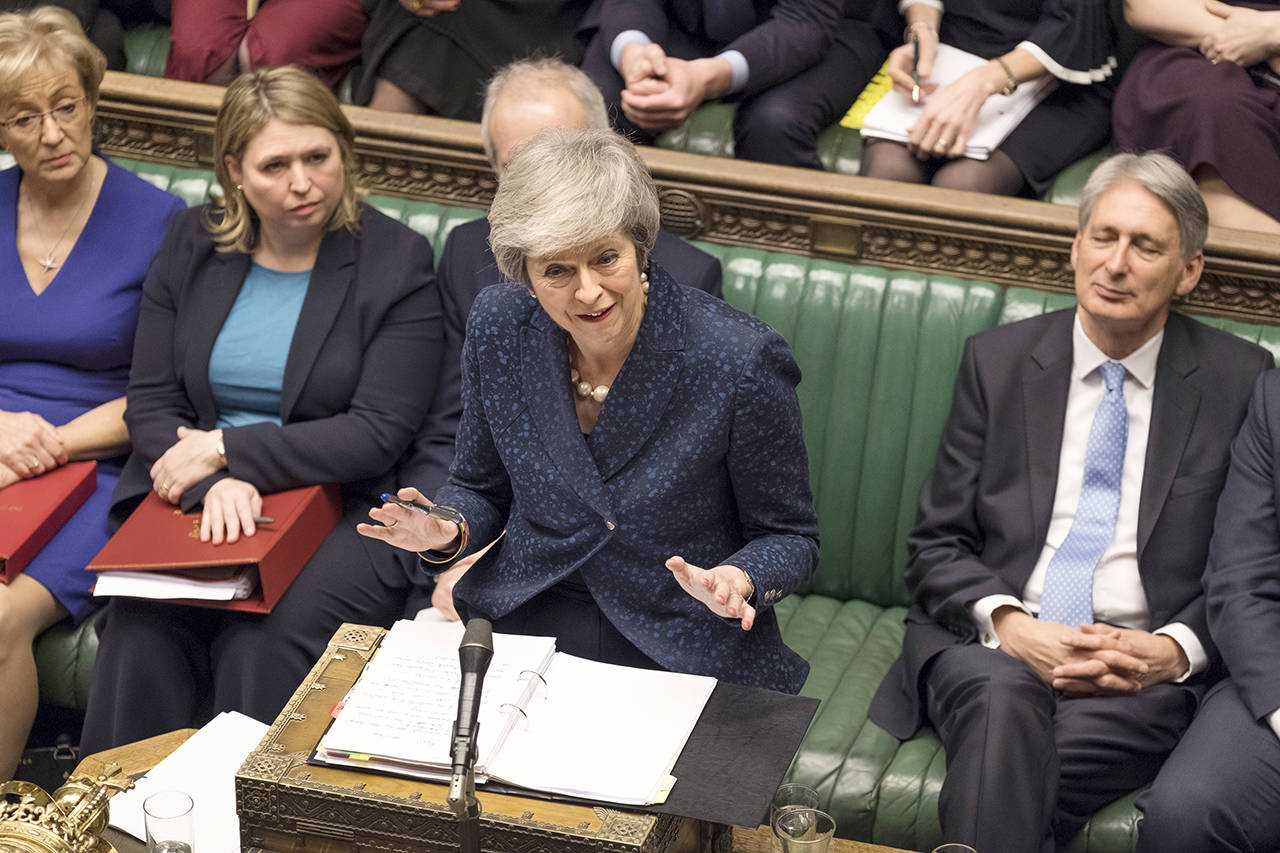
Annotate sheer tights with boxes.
[860,140,1028,197]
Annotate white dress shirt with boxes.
[970,314,1203,680]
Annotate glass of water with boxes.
[770,782,821,827]
[931,845,979,853]
[143,790,195,853]
[772,807,836,852]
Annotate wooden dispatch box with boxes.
[235,623,709,853]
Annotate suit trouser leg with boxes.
[926,643,1198,852]
[732,20,889,170]
[1136,679,1280,853]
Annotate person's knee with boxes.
[1137,772,1234,852]
[859,141,927,183]
[734,96,822,167]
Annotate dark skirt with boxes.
[1001,80,1115,196]
[1113,44,1280,222]
[355,0,591,120]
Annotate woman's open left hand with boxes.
[666,556,755,630]
[200,477,263,545]
[906,65,995,160]
[150,426,224,504]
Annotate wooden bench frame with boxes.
[94,71,1280,326]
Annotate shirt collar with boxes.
[1072,314,1163,390]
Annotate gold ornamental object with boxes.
[0,764,132,853]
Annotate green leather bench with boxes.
[29,153,1280,852]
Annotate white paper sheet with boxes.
[93,569,256,601]
[107,711,269,852]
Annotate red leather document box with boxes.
[0,461,97,581]
[87,484,341,613]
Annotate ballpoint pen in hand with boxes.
[911,31,921,103]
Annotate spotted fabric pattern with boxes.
[434,264,819,693]
[1039,361,1129,628]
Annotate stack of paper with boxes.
[93,567,258,601]
[861,43,1057,160]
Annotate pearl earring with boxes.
[640,271,650,295]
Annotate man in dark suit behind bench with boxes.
[868,152,1273,852]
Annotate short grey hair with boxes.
[488,127,660,285]
[1078,152,1208,261]
[479,57,610,171]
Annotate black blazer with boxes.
[870,309,1272,739]
[587,0,844,98]
[114,204,444,524]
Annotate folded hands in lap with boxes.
[1199,0,1280,67]
[150,426,224,504]
[0,409,66,481]
[619,43,717,131]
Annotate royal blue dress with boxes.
[0,160,184,623]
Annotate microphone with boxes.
[450,618,494,779]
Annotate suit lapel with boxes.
[187,249,252,427]
[280,226,357,422]
[521,314,613,517]
[1023,313,1074,558]
[589,273,686,482]
[1138,314,1199,558]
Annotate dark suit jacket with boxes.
[433,264,818,693]
[870,308,1272,739]
[115,204,445,530]
[1205,369,1280,722]
[587,0,844,98]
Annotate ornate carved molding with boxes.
[95,71,1280,326]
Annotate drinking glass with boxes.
[769,781,820,827]
[143,790,195,853]
[772,807,836,852]
[931,845,979,853]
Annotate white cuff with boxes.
[717,49,749,93]
[1268,708,1280,742]
[610,30,652,71]
[970,594,1028,648]
[898,0,942,12]
[1152,622,1206,682]
[1016,40,1117,84]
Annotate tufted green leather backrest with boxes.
[695,243,1280,609]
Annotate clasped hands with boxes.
[0,409,67,488]
[1198,0,1280,69]
[885,29,1006,161]
[151,426,259,545]
[618,42,727,131]
[397,0,460,17]
[358,487,758,629]
[992,607,1189,695]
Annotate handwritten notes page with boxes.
[860,43,1057,160]
[314,619,716,806]
[317,619,556,780]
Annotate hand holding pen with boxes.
[888,21,939,102]
[357,486,467,559]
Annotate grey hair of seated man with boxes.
[0,6,105,108]
[1078,152,1209,262]
[488,127,660,286]
[479,57,611,173]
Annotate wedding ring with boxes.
[159,481,170,494]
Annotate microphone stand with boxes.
[447,753,481,853]
[447,618,493,853]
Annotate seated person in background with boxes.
[0,7,182,779]
[868,152,1273,851]
[860,0,1115,197]
[430,57,723,618]
[1114,0,1280,234]
[1135,368,1280,852]
[80,66,446,752]
[357,0,592,120]
[165,0,364,88]
[361,128,819,693]
[579,0,896,170]
[0,1,127,70]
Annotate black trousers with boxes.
[80,520,412,754]
[580,18,889,170]
[924,642,1199,853]
[1136,679,1280,853]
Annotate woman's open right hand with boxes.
[357,486,461,554]
[0,410,66,479]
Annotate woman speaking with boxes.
[361,128,817,694]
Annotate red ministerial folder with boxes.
[87,484,341,613]
[0,461,97,582]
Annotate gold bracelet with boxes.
[417,516,469,565]
[995,57,1019,96]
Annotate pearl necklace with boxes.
[571,368,609,403]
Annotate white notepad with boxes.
[861,43,1057,160]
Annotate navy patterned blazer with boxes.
[434,264,819,693]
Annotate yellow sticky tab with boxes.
[841,60,893,129]
[651,775,676,804]
[348,753,371,761]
